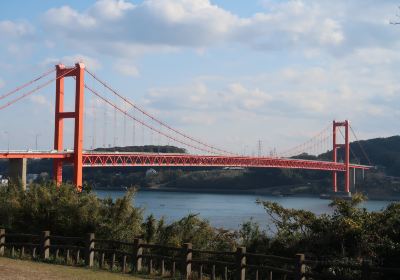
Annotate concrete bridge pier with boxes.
[8,158,27,190]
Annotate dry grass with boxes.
[0,257,145,280]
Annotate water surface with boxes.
[95,190,393,229]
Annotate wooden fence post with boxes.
[100,252,105,268]
[149,258,153,274]
[236,247,246,280]
[122,255,127,273]
[0,229,5,256]
[295,254,305,280]
[172,261,176,277]
[76,249,80,264]
[361,260,371,280]
[161,259,165,276]
[111,253,116,270]
[183,243,192,280]
[41,231,50,260]
[85,233,95,267]
[132,238,143,272]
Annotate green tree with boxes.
[0,183,143,241]
[143,214,157,243]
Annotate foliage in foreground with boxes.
[1,184,400,267]
[136,192,400,267]
[256,193,400,266]
[0,183,142,240]
[0,183,238,249]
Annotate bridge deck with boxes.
[0,151,370,171]
[0,151,72,159]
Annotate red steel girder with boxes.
[0,152,370,172]
[81,153,370,171]
[0,152,72,159]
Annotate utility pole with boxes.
[35,134,40,150]
[257,140,262,157]
[269,147,276,157]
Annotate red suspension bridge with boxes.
[0,63,371,193]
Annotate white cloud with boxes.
[0,20,35,57]
[353,47,400,65]
[114,61,140,77]
[40,0,354,58]
[44,6,96,29]
[30,94,48,105]
[0,20,34,38]
[226,83,272,109]
[90,0,135,20]
[180,114,215,125]
[144,81,273,115]
[319,19,344,45]
[30,94,53,112]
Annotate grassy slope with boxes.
[0,257,144,280]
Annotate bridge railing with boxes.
[0,229,400,279]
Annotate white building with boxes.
[0,178,8,186]
[145,168,157,177]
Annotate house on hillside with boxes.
[27,173,39,184]
[145,168,157,177]
[0,175,8,186]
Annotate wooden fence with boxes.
[0,229,399,280]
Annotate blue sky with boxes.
[0,0,399,155]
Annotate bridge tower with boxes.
[53,63,85,191]
[332,120,350,195]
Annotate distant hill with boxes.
[348,136,400,176]
[306,135,400,177]
[149,135,400,197]
[93,145,186,154]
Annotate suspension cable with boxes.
[84,82,222,155]
[0,67,76,111]
[350,125,372,165]
[279,124,331,157]
[337,128,360,164]
[0,68,55,101]
[85,68,235,155]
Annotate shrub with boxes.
[0,182,143,240]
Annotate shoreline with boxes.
[92,186,400,201]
